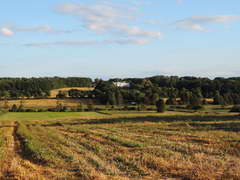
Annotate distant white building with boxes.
[113,81,130,88]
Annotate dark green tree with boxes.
[156,99,166,113]
[213,91,225,105]
[116,90,123,105]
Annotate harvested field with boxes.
[0,112,240,179]
[0,99,95,109]
[50,87,94,98]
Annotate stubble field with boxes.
[0,111,240,180]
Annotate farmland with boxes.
[0,111,240,180]
[0,99,89,109]
[50,87,94,98]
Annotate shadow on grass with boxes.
[190,121,240,132]
[41,115,240,133]
[85,115,240,125]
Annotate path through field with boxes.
[0,122,58,180]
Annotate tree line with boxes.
[92,76,240,106]
[0,77,92,99]
[1,76,240,106]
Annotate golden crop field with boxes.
[0,99,95,109]
[0,111,240,180]
[50,87,94,98]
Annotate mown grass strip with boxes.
[16,122,56,164]
[65,126,143,148]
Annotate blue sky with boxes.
[0,0,240,79]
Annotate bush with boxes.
[156,99,166,113]
[77,104,84,112]
[10,104,18,112]
[230,105,240,112]
[137,104,147,111]
[70,107,78,112]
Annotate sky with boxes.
[0,0,240,79]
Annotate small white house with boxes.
[113,82,130,88]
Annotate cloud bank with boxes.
[177,15,240,31]
[55,2,161,39]
[25,38,149,47]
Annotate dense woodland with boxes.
[0,77,92,98]
[1,76,240,106]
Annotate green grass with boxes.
[16,122,57,164]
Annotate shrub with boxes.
[10,104,18,112]
[137,104,147,111]
[77,104,84,112]
[156,99,166,113]
[70,107,78,112]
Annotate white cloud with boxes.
[24,38,150,47]
[0,27,14,37]
[17,25,54,32]
[55,3,161,38]
[0,25,74,36]
[6,25,73,34]
[14,25,71,33]
[177,15,240,31]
